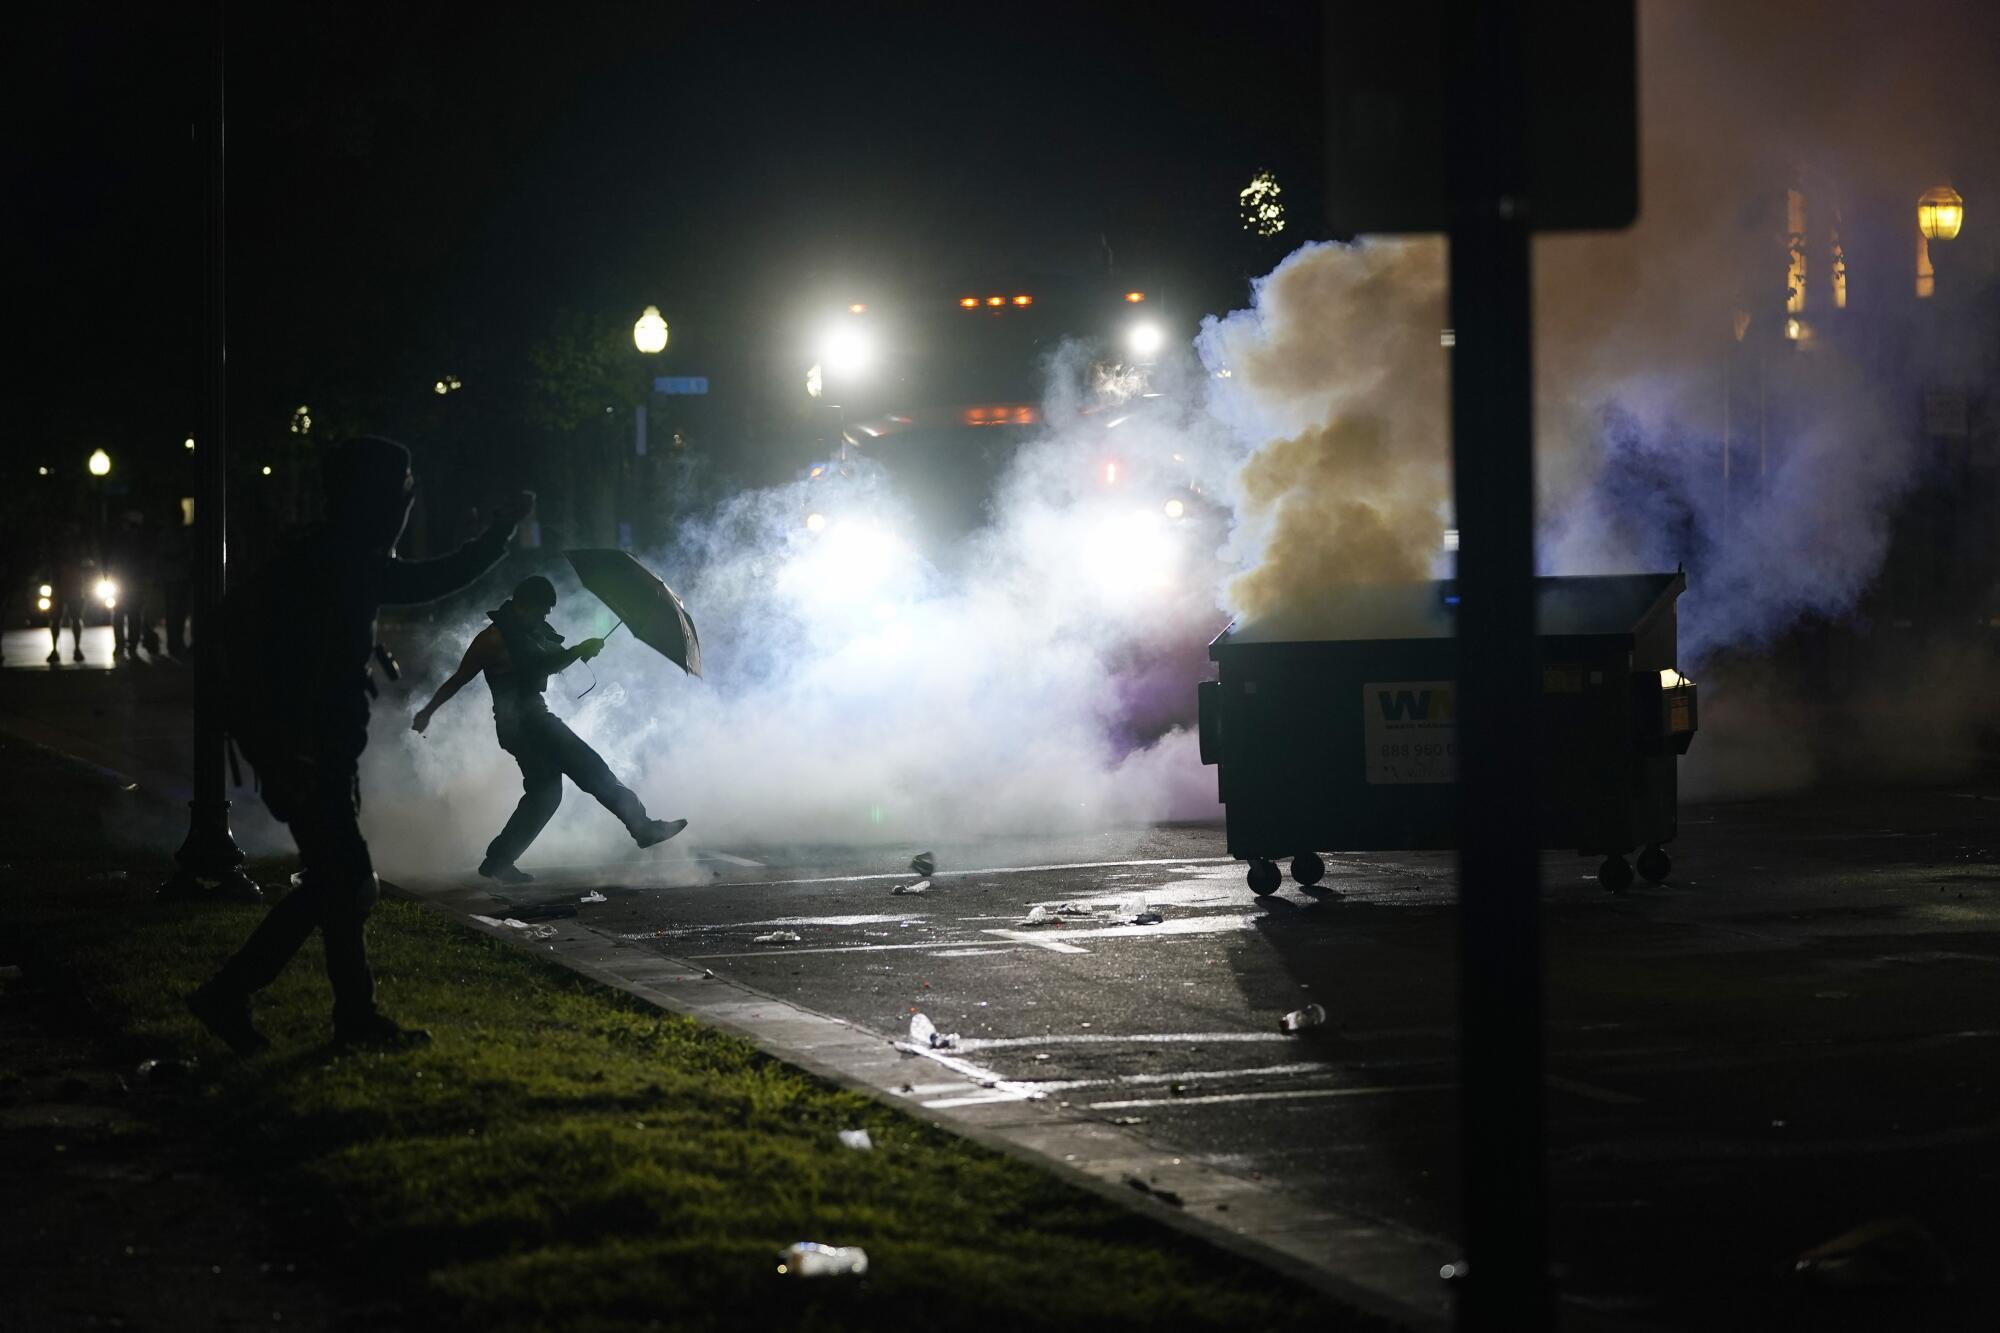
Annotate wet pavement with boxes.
[408,790,2000,1330]
[9,665,2000,1329]
[3,626,126,671]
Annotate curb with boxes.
[389,875,1454,1331]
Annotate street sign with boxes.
[1323,0,1637,235]
[653,376,709,396]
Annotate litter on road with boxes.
[1124,1176,1186,1208]
[837,1128,874,1151]
[472,915,561,940]
[910,851,937,877]
[579,890,608,904]
[776,1242,869,1278]
[1279,1003,1327,1033]
[1792,1216,1952,1289]
[908,1012,959,1050]
[892,879,931,896]
[752,930,803,944]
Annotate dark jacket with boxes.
[484,601,568,728]
[225,519,513,769]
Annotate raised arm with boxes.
[412,630,501,732]
[381,492,534,607]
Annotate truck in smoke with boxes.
[789,276,1219,570]
[775,274,1231,742]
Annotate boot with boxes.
[186,983,270,1056]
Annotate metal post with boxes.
[1446,1,1548,1327]
[162,0,259,904]
[1722,358,1732,527]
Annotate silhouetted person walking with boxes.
[44,524,94,664]
[188,436,531,1054]
[412,575,685,882]
[105,509,153,662]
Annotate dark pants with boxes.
[213,761,379,1025]
[485,712,650,866]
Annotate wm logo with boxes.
[1378,688,1455,723]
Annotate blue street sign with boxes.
[653,376,709,395]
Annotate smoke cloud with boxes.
[359,354,1249,874]
[348,0,2000,873]
[1200,239,1451,639]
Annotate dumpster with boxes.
[1197,572,1697,894]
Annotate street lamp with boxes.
[633,305,669,354]
[1916,186,1966,299]
[1919,185,1965,241]
[88,448,112,477]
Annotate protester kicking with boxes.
[412,574,686,883]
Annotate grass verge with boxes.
[4,746,1384,1332]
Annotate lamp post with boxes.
[633,305,669,355]
[161,0,258,904]
[1916,185,1965,299]
[627,307,668,547]
[86,450,113,603]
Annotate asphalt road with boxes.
[9,664,2000,1329]
[439,786,1996,1331]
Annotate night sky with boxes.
[11,2,1324,496]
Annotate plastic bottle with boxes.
[1279,1002,1327,1033]
[777,1242,869,1278]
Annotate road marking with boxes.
[702,851,766,866]
[924,1090,1038,1109]
[695,855,1238,890]
[955,1032,1296,1052]
[980,914,1259,948]
[734,913,928,928]
[929,947,1017,958]
[680,941,985,959]
[1546,1075,1646,1106]
[980,930,1091,954]
[1089,1083,1453,1110]
[893,1041,1048,1107]
[1029,1061,1335,1093]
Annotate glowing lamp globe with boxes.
[633,305,669,354]
[1919,186,1964,241]
[87,448,111,477]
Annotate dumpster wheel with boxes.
[1636,844,1671,883]
[1597,855,1634,894]
[1291,852,1326,887]
[1247,859,1282,895]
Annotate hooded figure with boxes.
[411,574,685,881]
[188,436,532,1055]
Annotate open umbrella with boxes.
[563,549,701,677]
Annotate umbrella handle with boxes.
[571,621,621,700]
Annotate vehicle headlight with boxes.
[805,512,828,533]
[37,583,52,598]
[823,325,874,378]
[1082,512,1177,595]
[1164,498,1185,519]
[95,579,118,607]
[36,596,51,612]
[1126,321,1165,358]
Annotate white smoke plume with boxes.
[359,354,1253,874]
[350,0,2000,872]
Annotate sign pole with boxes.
[1447,1,1548,1326]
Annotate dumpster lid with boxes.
[1212,572,1685,648]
